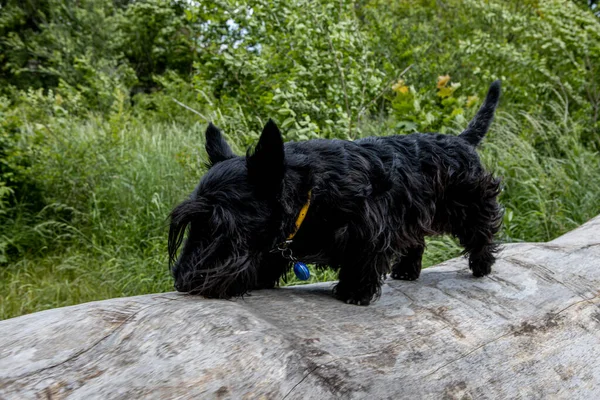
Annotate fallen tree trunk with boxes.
[1,215,600,399]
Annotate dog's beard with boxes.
[187,252,255,297]
[169,197,262,297]
[172,234,259,298]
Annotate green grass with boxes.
[1,118,201,318]
[1,102,599,320]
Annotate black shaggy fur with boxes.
[169,80,503,305]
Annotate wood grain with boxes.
[1,215,600,399]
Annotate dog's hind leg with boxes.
[334,252,388,306]
[451,175,502,277]
[390,242,425,281]
[461,227,499,277]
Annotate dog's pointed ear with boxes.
[205,123,235,166]
[246,119,285,194]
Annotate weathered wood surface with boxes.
[1,216,600,399]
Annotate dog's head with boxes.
[168,120,285,297]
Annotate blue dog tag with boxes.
[293,262,310,281]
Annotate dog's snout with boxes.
[173,274,191,293]
[174,281,183,292]
[172,266,187,292]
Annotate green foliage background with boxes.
[0,0,599,319]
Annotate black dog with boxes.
[169,80,502,305]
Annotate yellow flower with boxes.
[392,79,409,94]
[466,95,479,108]
[437,74,451,88]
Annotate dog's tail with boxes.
[459,80,501,147]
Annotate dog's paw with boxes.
[469,260,492,277]
[390,270,419,281]
[390,259,421,281]
[471,268,492,278]
[255,280,277,290]
[469,251,494,277]
[333,286,373,306]
[345,296,371,306]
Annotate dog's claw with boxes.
[343,297,371,306]
[391,272,418,281]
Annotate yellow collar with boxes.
[287,190,312,241]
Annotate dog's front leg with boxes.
[333,253,388,306]
[390,242,425,281]
[254,253,290,290]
